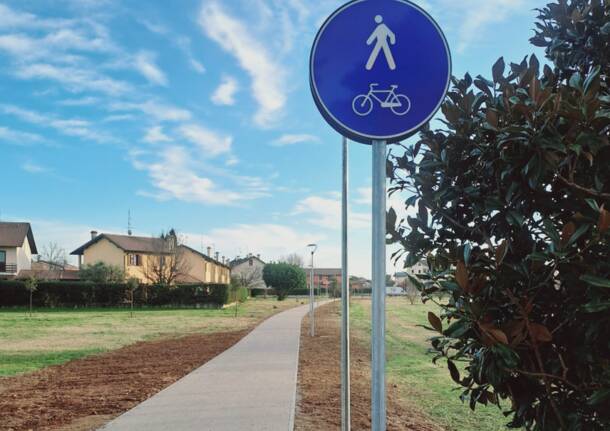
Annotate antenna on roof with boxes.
[127,210,133,236]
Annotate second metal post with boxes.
[341,136,351,431]
[371,139,386,431]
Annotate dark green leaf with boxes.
[428,312,443,333]
[448,360,461,384]
[580,275,610,288]
[492,57,505,83]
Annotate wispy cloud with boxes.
[134,50,168,86]
[293,193,370,230]
[109,100,192,122]
[143,126,172,144]
[211,75,239,106]
[0,4,71,30]
[0,125,46,145]
[198,2,287,127]
[446,0,526,53]
[132,146,268,205]
[1,104,116,144]
[21,161,48,174]
[58,96,100,106]
[188,223,322,261]
[178,124,232,156]
[271,134,319,147]
[175,36,206,74]
[15,63,131,95]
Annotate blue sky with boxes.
[0,0,547,277]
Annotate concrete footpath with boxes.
[100,301,326,431]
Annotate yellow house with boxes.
[71,231,230,285]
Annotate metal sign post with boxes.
[341,136,351,431]
[371,140,387,430]
[307,244,317,337]
[309,1,451,429]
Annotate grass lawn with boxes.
[0,297,299,376]
[351,298,512,431]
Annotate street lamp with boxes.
[307,243,318,337]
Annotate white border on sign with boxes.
[310,0,452,143]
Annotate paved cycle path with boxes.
[100,301,326,431]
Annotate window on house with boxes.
[0,250,5,272]
[249,258,253,266]
[128,254,142,266]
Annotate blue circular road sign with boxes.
[310,0,451,144]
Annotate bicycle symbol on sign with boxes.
[352,84,411,116]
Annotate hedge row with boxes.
[0,280,230,307]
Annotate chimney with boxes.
[257,254,261,259]
[90,230,98,240]
[222,256,225,264]
[207,246,212,256]
[215,251,220,261]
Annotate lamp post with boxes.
[307,243,318,336]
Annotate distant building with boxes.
[350,276,371,293]
[71,231,230,285]
[386,285,405,296]
[0,222,38,278]
[394,259,428,286]
[306,268,342,292]
[31,260,78,272]
[229,254,266,289]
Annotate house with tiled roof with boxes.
[0,222,38,278]
[71,231,230,285]
[229,254,266,289]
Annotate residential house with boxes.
[70,231,229,285]
[229,254,266,289]
[0,222,37,278]
[394,259,428,287]
[350,276,371,294]
[305,268,342,293]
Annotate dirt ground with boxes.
[0,329,248,431]
[294,302,442,431]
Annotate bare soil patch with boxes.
[294,301,442,431]
[0,329,248,431]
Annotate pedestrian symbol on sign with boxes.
[366,15,396,71]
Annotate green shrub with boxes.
[387,1,610,429]
[0,281,230,307]
[262,263,306,300]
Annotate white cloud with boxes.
[132,146,268,205]
[139,18,168,35]
[448,0,526,53]
[0,4,69,30]
[16,63,131,95]
[134,50,168,86]
[186,223,323,263]
[189,58,206,74]
[58,96,99,106]
[109,100,192,122]
[178,124,232,156]
[293,194,370,230]
[21,161,47,174]
[271,134,320,147]
[0,126,45,145]
[211,75,239,106]
[175,36,206,74]
[198,2,287,127]
[143,126,172,144]
[1,104,116,144]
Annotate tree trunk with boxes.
[29,290,33,318]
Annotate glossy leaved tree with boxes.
[387,1,610,430]
[262,263,306,300]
